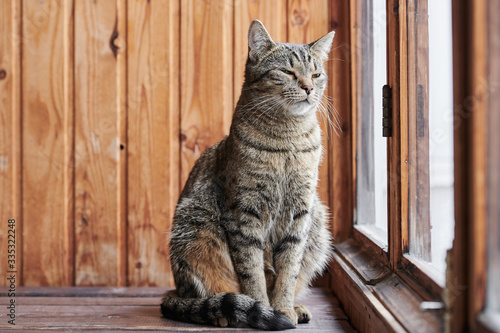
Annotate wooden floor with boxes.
[0,287,355,332]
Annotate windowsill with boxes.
[402,254,445,288]
[331,238,443,332]
[354,224,388,252]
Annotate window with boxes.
[405,0,455,284]
[353,0,455,285]
[355,0,388,247]
[330,0,499,331]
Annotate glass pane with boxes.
[355,0,388,246]
[486,0,500,318]
[407,0,454,283]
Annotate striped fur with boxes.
[162,20,334,330]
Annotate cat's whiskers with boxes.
[317,104,336,139]
[250,98,289,127]
[322,97,343,132]
[244,96,283,122]
[236,95,281,123]
[316,96,342,138]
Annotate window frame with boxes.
[329,0,497,331]
[330,0,444,330]
[449,0,498,332]
[348,0,443,298]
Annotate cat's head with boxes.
[244,19,335,117]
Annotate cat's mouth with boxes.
[300,98,311,104]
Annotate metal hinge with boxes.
[382,85,392,137]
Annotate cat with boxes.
[161,19,334,330]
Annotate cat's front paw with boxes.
[276,308,298,326]
[294,303,312,323]
[212,317,238,327]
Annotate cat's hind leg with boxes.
[169,212,240,298]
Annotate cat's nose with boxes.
[301,85,313,95]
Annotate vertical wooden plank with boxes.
[127,0,180,287]
[21,0,74,286]
[74,0,126,286]
[287,0,330,216]
[406,0,417,257]
[329,0,353,242]
[447,0,468,329]
[387,0,402,271]
[63,0,75,287]
[233,0,287,106]
[116,0,127,288]
[448,0,490,330]
[468,0,488,326]
[399,0,409,254]
[180,0,234,184]
[0,0,22,286]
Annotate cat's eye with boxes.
[281,69,297,79]
[312,73,321,79]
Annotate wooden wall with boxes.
[0,0,343,287]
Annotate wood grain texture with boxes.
[73,0,125,286]
[446,1,469,330]
[1,0,354,289]
[21,0,73,286]
[373,274,442,332]
[399,0,409,254]
[329,0,352,242]
[331,251,404,333]
[0,287,354,332]
[233,0,287,107]
[386,0,402,271]
[287,0,330,209]
[352,228,389,264]
[126,0,180,287]
[116,0,127,288]
[62,0,75,290]
[468,0,488,326]
[399,256,442,300]
[332,238,445,332]
[180,0,234,185]
[335,239,390,285]
[0,0,22,287]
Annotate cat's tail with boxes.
[160,291,295,331]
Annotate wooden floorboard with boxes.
[0,287,355,332]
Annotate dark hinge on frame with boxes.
[382,85,392,137]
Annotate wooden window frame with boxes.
[449,0,498,332]
[329,0,498,331]
[329,0,443,331]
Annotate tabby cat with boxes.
[161,19,334,330]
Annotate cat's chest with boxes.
[244,130,321,171]
[262,141,321,180]
[256,149,320,209]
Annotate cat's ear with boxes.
[248,19,276,63]
[309,31,335,61]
